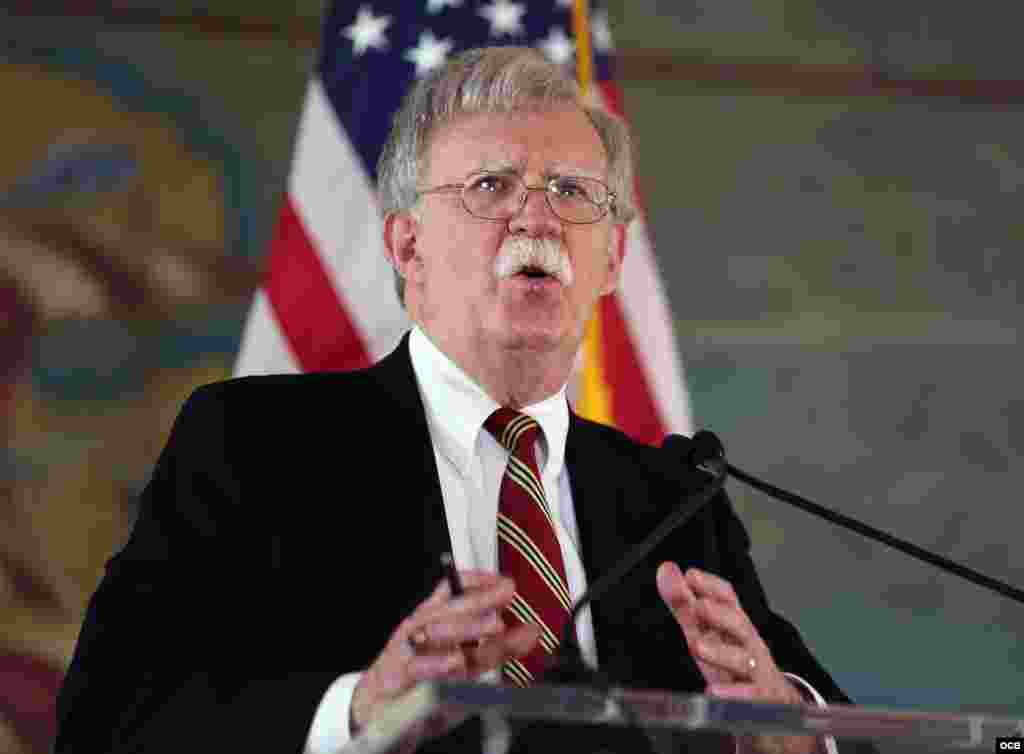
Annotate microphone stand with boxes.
[516,428,1022,754]
[514,456,729,754]
[549,452,729,684]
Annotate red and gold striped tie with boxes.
[485,408,571,686]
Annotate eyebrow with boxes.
[466,160,606,182]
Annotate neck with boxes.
[418,325,574,408]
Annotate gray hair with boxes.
[377,46,637,306]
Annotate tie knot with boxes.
[484,408,540,454]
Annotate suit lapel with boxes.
[368,335,453,603]
[565,413,639,681]
[566,414,703,690]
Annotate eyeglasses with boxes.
[417,172,616,225]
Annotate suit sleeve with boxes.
[55,384,340,754]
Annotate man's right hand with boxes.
[350,570,541,736]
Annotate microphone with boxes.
[664,431,1024,606]
[663,430,727,476]
[508,436,728,754]
[545,433,729,684]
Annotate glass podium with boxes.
[337,681,1024,754]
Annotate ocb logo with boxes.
[996,737,1023,751]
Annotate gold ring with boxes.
[408,628,429,652]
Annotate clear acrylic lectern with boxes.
[336,680,1024,754]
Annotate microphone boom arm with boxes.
[560,460,730,663]
[726,462,1024,605]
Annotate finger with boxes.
[706,683,762,700]
[470,623,542,671]
[406,648,468,682]
[390,580,456,658]
[420,576,453,609]
[411,610,506,648]
[692,659,734,686]
[418,570,510,609]
[685,568,740,607]
[505,622,542,657]
[657,562,699,613]
[657,562,708,639]
[410,577,516,631]
[693,598,759,648]
[693,636,762,678]
[455,570,511,590]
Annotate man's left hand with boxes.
[656,562,820,754]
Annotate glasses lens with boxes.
[462,173,522,220]
[547,177,608,223]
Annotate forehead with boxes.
[425,107,608,181]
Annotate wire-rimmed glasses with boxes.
[418,171,616,224]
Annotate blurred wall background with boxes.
[0,1,1021,752]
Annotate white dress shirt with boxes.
[305,325,596,754]
[305,326,835,754]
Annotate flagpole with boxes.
[572,0,594,98]
[571,0,616,428]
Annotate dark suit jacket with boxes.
[55,335,856,754]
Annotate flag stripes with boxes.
[233,2,693,458]
[263,198,371,373]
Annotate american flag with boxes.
[234,0,692,445]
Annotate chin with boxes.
[496,322,565,352]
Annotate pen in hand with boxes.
[440,552,463,597]
[441,552,489,658]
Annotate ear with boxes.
[383,211,421,283]
[599,223,627,296]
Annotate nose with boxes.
[507,185,562,238]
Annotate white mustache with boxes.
[494,236,573,286]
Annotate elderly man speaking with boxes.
[55,47,859,754]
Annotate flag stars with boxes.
[426,0,463,12]
[343,5,391,56]
[479,0,526,37]
[591,8,613,52]
[405,30,455,77]
[539,27,574,65]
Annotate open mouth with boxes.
[517,266,551,280]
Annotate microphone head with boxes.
[690,430,725,468]
[662,430,725,471]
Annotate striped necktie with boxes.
[484,408,571,686]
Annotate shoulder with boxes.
[568,413,732,524]
[184,371,356,406]
[180,361,409,419]
[568,412,668,479]
[160,365,418,463]
[194,367,382,398]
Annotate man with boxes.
[56,47,861,754]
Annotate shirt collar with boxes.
[408,326,569,479]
